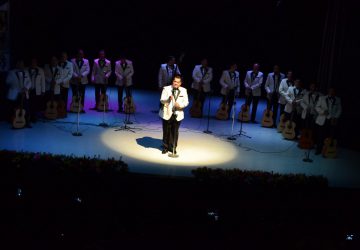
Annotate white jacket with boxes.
[59,60,74,88]
[71,58,90,85]
[91,58,112,84]
[158,63,181,88]
[115,59,134,86]
[244,70,263,97]
[27,67,46,96]
[315,95,342,126]
[44,65,63,95]
[191,65,213,92]
[284,86,306,114]
[219,70,240,95]
[300,91,322,119]
[159,85,189,121]
[278,78,294,104]
[6,69,32,100]
[265,72,285,94]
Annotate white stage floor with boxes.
[1,87,359,188]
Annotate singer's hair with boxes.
[173,74,182,81]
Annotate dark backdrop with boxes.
[5,0,360,149]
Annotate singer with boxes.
[159,74,189,154]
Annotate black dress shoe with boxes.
[117,109,123,113]
[251,120,258,124]
[26,124,33,128]
[80,110,86,113]
[90,107,97,110]
[162,149,168,154]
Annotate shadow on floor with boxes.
[136,136,162,150]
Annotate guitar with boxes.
[238,104,250,122]
[215,102,229,120]
[123,95,136,114]
[70,95,83,113]
[12,93,26,129]
[190,85,203,118]
[44,81,58,120]
[322,119,337,158]
[282,112,296,140]
[261,109,274,128]
[277,113,286,132]
[57,100,67,118]
[97,93,109,111]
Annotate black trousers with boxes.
[71,84,86,106]
[192,89,206,114]
[95,84,107,106]
[162,115,181,150]
[222,89,235,118]
[245,94,260,122]
[29,90,44,121]
[279,104,285,116]
[267,93,280,125]
[316,119,338,153]
[60,86,69,107]
[118,85,132,110]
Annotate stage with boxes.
[1,86,359,188]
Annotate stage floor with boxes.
[1,86,359,188]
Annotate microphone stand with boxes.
[203,90,212,134]
[227,86,238,140]
[168,89,179,158]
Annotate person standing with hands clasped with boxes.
[159,74,189,155]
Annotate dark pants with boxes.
[29,90,44,122]
[71,84,86,106]
[284,111,302,137]
[267,93,280,125]
[60,86,69,107]
[279,104,285,116]
[162,115,181,151]
[245,94,259,122]
[118,85,132,111]
[95,84,107,106]
[222,89,235,118]
[192,89,206,114]
[316,119,338,153]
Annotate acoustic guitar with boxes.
[282,112,296,140]
[261,109,274,128]
[70,95,83,113]
[299,116,314,149]
[215,102,229,120]
[44,82,58,120]
[12,93,26,129]
[124,96,136,114]
[277,113,286,132]
[238,104,250,122]
[97,93,109,111]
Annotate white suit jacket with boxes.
[27,67,46,96]
[284,86,306,114]
[44,65,63,95]
[59,60,74,88]
[219,70,240,95]
[315,95,342,126]
[6,69,32,100]
[91,58,112,84]
[191,65,213,93]
[278,78,294,104]
[265,72,285,94]
[244,71,263,96]
[115,59,134,86]
[158,63,181,88]
[300,91,322,119]
[159,86,189,121]
[71,58,90,84]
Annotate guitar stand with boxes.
[303,148,313,163]
[203,92,212,134]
